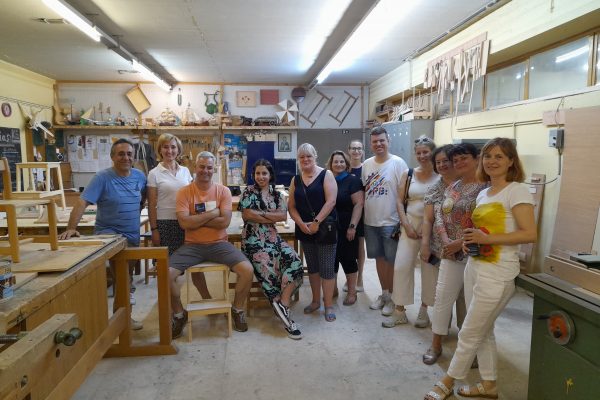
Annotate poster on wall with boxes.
[224,133,247,185]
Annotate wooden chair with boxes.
[13,161,66,210]
[0,157,59,262]
[185,262,232,341]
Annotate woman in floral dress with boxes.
[239,159,304,339]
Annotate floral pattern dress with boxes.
[239,185,303,302]
[434,180,487,261]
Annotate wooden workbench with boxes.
[0,238,126,399]
[0,237,175,399]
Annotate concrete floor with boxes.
[74,259,532,400]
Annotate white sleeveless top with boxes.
[406,172,439,219]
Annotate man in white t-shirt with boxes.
[362,126,408,316]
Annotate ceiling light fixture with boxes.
[132,60,171,91]
[298,0,352,71]
[316,0,422,84]
[41,0,101,42]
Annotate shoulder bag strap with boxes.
[403,168,413,213]
[300,177,316,219]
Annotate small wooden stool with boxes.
[0,157,59,263]
[185,262,232,341]
[14,162,67,210]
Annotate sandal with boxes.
[303,302,320,314]
[342,293,357,306]
[456,382,498,399]
[324,307,336,322]
[424,381,453,400]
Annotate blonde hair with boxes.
[156,133,183,161]
[297,143,317,159]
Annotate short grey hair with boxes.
[297,143,317,159]
[196,151,216,162]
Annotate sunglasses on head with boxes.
[414,137,432,144]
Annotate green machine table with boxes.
[517,264,600,399]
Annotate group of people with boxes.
[59,128,536,398]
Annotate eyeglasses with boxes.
[415,137,432,144]
[349,147,363,151]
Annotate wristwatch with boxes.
[349,223,356,229]
[313,218,320,224]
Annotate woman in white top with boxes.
[383,136,439,328]
[424,137,536,400]
[147,134,210,299]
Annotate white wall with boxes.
[57,83,367,129]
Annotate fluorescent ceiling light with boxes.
[298,0,352,71]
[42,0,101,42]
[132,60,171,91]
[317,0,421,83]
[555,45,589,63]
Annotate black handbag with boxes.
[391,168,413,241]
[299,175,338,244]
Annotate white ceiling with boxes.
[0,0,499,86]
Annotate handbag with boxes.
[390,168,413,240]
[299,175,338,244]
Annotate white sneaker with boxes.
[381,299,395,316]
[415,306,431,328]
[130,293,136,306]
[356,285,364,293]
[382,310,408,328]
[369,295,386,310]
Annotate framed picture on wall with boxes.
[236,91,257,107]
[278,133,291,152]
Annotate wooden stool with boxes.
[14,162,66,210]
[0,157,59,263]
[185,262,232,341]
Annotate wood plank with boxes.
[551,106,600,255]
[0,238,125,333]
[12,272,37,290]
[9,239,119,273]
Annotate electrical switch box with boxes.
[548,129,564,149]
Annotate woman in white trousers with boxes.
[422,143,486,364]
[382,136,439,327]
[424,138,537,400]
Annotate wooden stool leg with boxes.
[5,205,20,263]
[47,201,59,250]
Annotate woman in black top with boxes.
[348,139,366,291]
[288,143,338,321]
[327,150,364,306]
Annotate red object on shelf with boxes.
[260,89,279,105]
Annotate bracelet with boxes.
[151,227,158,231]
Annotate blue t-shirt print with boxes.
[82,168,146,245]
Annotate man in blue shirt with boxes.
[59,138,147,329]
